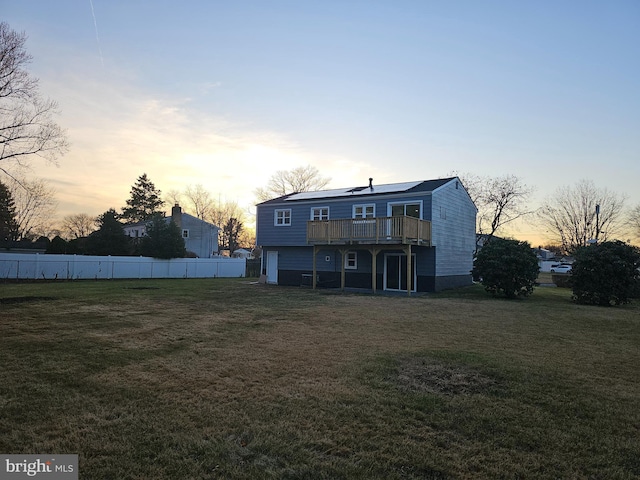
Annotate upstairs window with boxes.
[182,229,190,238]
[389,202,421,219]
[274,209,292,226]
[353,204,375,218]
[311,207,329,221]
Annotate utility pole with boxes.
[595,204,600,243]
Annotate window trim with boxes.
[352,203,376,218]
[387,200,423,219]
[310,206,330,221]
[274,208,292,226]
[344,251,357,270]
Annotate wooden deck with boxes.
[307,216,431,246]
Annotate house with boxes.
[255,177,477,294]
[231,248,254,259]
[123,204,220,258]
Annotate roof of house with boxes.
[257,177,459,205]
[122,212,219,230]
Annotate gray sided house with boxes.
[123,205,220,258]
[256,177,477,294]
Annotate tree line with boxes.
[2,20,640,256]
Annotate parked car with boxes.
[550,263,572,274]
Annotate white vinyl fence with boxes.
[0,253,246,280]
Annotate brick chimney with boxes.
[171,204,182,229]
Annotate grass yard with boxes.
[1,279,639,479]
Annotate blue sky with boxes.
[4,1,639,242]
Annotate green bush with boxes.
[473,238,540,298]
[572,240,640,306]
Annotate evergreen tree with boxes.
[140,214,186,259]
[86,209,131,255]
[0,181,19,245]
[572,241,640,306]
[46,235,68,254]
[222,217,243,254]
[473,238,540,298]
[120,173,165,224]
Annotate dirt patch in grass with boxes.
[390,356,501,396]
[0,296,57,304]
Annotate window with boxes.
[182,229,190,238]
[311,207,329,221]
[345,251,357,269]
[388,202,422,218]
[353,204,375,218]
[274,209,292,226]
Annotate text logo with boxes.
[0,455,77,480]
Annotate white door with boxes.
[266,250,278,284]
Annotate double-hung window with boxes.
[353,204,375,219]
[311,207,329,221]
[274,209,292,226]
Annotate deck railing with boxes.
[307,216,431,245]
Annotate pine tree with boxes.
[222,217,243,255]
[0,181,19,245]
[86,209,131,255]
[140,214,186,259]
[120,174,165,224]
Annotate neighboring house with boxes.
[123,204,220,258]
[231,248,254,259]
[256,177,477,294]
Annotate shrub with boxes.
[572,240,640,306]
[473,238,539,298]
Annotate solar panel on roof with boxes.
[285,181,423,201]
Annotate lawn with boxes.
[1,279,639,479]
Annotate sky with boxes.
[3,1,639,244]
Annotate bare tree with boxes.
[183,184,214,220]
[0,22,68,177]
[255,165,330,201]
[61,213,96,240]
[538,179,627,254]
[164,189,182,207]
[7,175,58,240]
[238,227,256,250]
[628,204,640,242]
[455,173,535,246]
[208,200,245,229]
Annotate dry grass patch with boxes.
[390,355,501,396]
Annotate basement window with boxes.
[345,251,357,270]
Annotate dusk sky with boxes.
[3,1,639,243]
